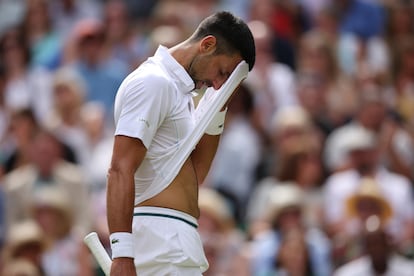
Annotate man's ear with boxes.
[199,35,217,54]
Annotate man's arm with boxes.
[107,135,147,275]
[191,134,221,185]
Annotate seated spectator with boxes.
[3,129,91,235]
[206,84,262,224]
[330,177,394,265]
[198,187,246,276]
[334,224,414,276]
[324,85,414,179]
[30,186,93,276]
[63,18,129,120]
[297,31,357,132]
[103,0,151,70]
[0,26,53,124]
[247,106,324,231]
[323,126,414,264]
[22,0,63,70]
[2,220,45,274]
[249,184,332,276]
[45,66,89,166]
[1,258,42,276]
[245,20,297,137]
[1,109,40,174]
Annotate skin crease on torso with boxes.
[136,38,243,219]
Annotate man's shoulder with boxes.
[126,60,172,89]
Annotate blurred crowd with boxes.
[0,0,414,275]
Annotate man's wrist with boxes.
[205,107,227,135]
[110,232,135,259]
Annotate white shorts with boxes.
[132,206,209,275]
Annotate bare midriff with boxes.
[135,157,200,219]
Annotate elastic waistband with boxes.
[133,206,198,228]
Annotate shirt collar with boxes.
[153,45,195,94]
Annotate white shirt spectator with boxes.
[334,255,414,276]
[323,168,414,241]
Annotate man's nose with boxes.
[212,79,225,90]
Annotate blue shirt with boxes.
[339,0,385,39]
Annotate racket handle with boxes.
[84,232,112,276]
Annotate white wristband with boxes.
[206,108,227,135]
[110,232,134,259]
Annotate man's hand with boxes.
[110,258,136,276]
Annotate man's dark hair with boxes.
[190,11,256,71]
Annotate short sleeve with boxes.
[114,73,171,149]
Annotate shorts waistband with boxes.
[133,206,198,228]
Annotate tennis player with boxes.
[107,11,255,275]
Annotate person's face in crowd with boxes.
[78,31,105,65]
[104,1,129,41]
[26,0,50,32]
[358,101,386,132]
[296,151,323,188]
[29,132,63,175]
[349,147,379,175]
[297,81,327,116]
[53,84,83,114]
[276,206,302,234]
[0,31,28,69]
[355,197,384,222]
[9,112,38,148]
[300,44,331,76]
[189,36,243,90]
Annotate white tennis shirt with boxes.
[114,46,196,205]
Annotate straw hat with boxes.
[270,106,311,134]
[2,258,41,276]
[6,220,45,259]
[31,186,73,225]
[265,183,304,221]
[346,177,392,222]
[198,187,233,230]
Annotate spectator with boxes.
[49,0,102,39]
[3,129,91,235]
[45,66,89,166]
[103,0,151,70]
[249,184,332,276]
[21,0,63,70]
[245,20,297,137]
[1,109,39,174]
[297,31,357,131]
[323,126,414,262]
[334,224,414,275]
[80,102,114,192]
[389,36,414,129]
[324,85,414,178]
[63,18,128,119]
[1,258,42,276]
[0,26,53,124]
[2,220,45,274]
[330,177,394,265]
[206,84,262,224]
[30,186,94,276]
[198,187,246,276]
